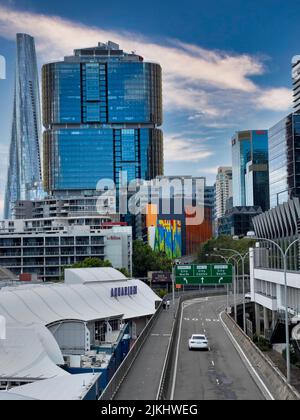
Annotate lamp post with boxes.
[247,233,300,385]
[206,253,234,311]
[215,247,249,333]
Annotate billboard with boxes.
[153,219,182,259]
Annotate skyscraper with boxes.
[292,56,300,113]
[232,130,269,212]
[215,167,232,220]
[269,113,300,208]
[4,34,43,219]
[42,41,163,197]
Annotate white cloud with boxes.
[0,4,292,119]
[255,87,293,111]
[164,134,213,162]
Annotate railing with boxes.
[99,303,163,400]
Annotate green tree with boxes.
[71,257,112,269]
[117,267,131,278]
[195,236,255,273]
[132,240,172,278]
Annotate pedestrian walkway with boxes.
[115,300,178,400]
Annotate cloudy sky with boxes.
[0,0,297,217]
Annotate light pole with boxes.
[212,250,240,321]
[206,253,232,311]
[215,247,249,333]
[247,233,300,385]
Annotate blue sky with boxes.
[0,0,297,216]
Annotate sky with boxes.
[0,0,297,217]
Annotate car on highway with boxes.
[188,334,209,351]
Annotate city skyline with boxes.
[0,1,298,218]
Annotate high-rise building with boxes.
[4,34,43,219]
[215,167,232,220]
[269,113,300,208]
[42,41,163,197]
[232,130,269,212]
[292,56,300,113]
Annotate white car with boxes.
[188,334,209,351]
[245,293,252,302]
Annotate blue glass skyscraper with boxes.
[232,130,269,212]
[42,41,163,196]
[4,33,43,219]
[269,114,300,208]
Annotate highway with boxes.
[171,295,265,400]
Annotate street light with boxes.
[207,253,238,313]
[247,231,299,385]
[215,247,249,333]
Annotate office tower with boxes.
[232,130,269,212]
[269,114,300,208]
[4,34,43,219]
[292,56,300,113]
[215,167,232,220]
[42,41,163,197]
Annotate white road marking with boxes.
[211,361,215,366]
[206,319,211,322]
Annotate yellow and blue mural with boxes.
[154,220,182,259]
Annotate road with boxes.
[172,296,264,400]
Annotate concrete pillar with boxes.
[264,307,270,332]
[255,303,261,336]
[272,310,277,330]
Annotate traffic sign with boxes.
[175,264,232,285]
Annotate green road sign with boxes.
[175,264,232,285]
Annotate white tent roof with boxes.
[0,324,66,380]
[65,267,127,284]
[0,271,160,327]
[7,373,100,400]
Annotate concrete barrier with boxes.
[221,312,300,400]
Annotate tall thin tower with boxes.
[4,33,43,219]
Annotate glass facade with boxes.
[4,34,43,219]
[232,130,269,211]
[269,113,300,208]
[43,42,163,195]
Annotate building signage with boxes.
[150,272,172,284]
[111,285,138,298]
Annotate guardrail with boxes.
[99,302,163,400]
[157,290,227,400]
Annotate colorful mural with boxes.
[154,219,182,259]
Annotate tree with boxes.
[117,267,130,278]
[195,236,256,273]
[132,240,172,278]
[70,257,113,269]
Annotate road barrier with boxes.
[221,311,300,400]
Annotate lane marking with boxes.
[219,312,275,401]
[211,361,215,366]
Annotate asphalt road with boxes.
[172,296,264,400]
